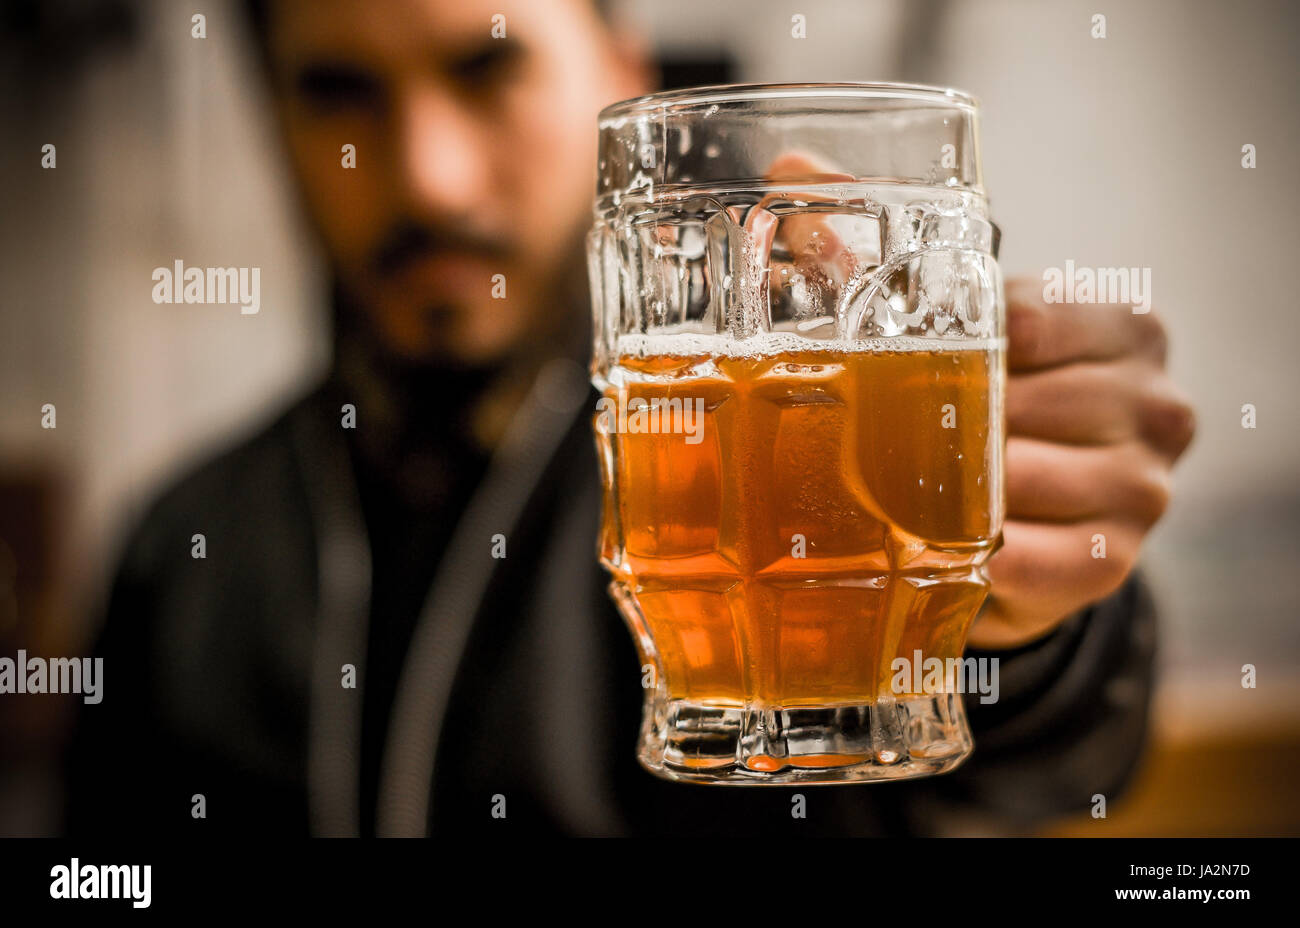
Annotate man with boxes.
[65,0,1194,836]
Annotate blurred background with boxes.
[1,0,1297,835]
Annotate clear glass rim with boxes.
[598,81,979,126]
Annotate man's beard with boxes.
[334,217,592,377]
[325,223,593,498]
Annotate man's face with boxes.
[265,0,649,367]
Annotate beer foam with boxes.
[615,331,1005,359]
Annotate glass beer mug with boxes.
[587,83,1005,783]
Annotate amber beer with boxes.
[594,339,1001,770]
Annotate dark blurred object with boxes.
[0,0,134,74]
[0,465,66,655]
[0,464,75,836]
[656,52,734,91]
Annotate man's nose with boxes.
[391,86,486,220]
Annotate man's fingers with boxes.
[1006,277,1168,371]
[982,518,1144,630]
[968,597,1062,650]
[972,274,1194,651]
[758,151,861,287]
[1005,437,1172,525]
[1007,360,1145,446]
[762,151,856,185]
[1007,358,1196,460]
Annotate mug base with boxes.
[637,693,974,785]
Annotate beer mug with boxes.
[587,83,1005,783]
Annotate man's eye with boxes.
[448,43,523,87]
[295,65,383,111]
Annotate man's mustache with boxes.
[372,219,511,277]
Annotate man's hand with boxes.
[968,277,1196,649]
